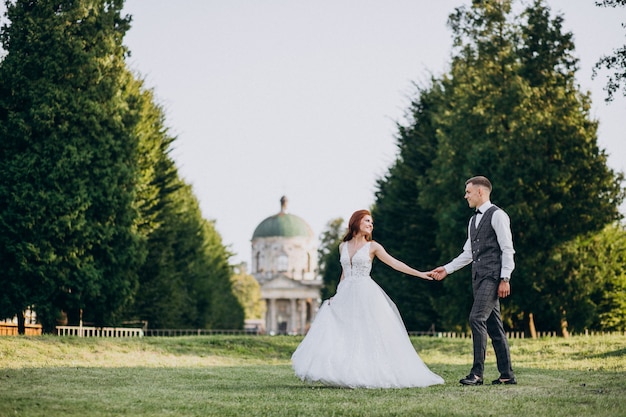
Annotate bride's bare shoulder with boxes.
[369,240,383,250]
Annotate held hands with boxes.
[417,270,434,280]
[428,266,448,281]
[426,267,512,297]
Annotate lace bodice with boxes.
[340,242,372,279]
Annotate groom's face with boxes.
[464,183,481,208]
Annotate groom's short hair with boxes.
[466,176,492,192]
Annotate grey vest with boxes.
[470,205,501,281]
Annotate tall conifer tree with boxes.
[317,217,345,301]
[374,0,623,332]
[0,0,142,332]
[372,85,445,331]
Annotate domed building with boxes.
[251,196,322,335]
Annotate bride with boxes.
[291,209,444,388]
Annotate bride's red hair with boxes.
[342,209,372,242]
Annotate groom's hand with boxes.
[498,281,511,298]
[429,267,448,281]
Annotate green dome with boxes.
[252,196,313,239]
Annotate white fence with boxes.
[54,326,624,338]
[144,328,259,337]
[407,330,626,339]
[56,325,143,337]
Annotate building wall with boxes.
[251,235,318,282]
[251,233,322,335]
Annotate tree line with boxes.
[320,0,625,335]
[0,0,244,334]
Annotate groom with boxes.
[430,176,516,386]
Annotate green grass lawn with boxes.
[0,334,624,417]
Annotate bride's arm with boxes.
[371,241,432,280]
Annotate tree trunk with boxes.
[560,309,570,338]
[17,311,25,335]
[528,312,537,339]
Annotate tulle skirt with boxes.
[291,276,444,388]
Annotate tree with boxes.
[593,0,626,101]
[317,217,344,300]
[541,223,626,332]
[0,0,243,332]
[374,0,624,333]
[430,0,622,333]
[596,224,626,331]
[122,73,186,329]
[197,213,244,330]
[372,83,448,331]
[0,0,143,333]
[230,264,265,321]
[131,166,244,329]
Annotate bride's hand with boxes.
[418,271,433,280]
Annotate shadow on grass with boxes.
[586,347,626,359]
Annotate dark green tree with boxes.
[0,0,143,333]
[122,75,184,329]
[132,172,243,329]
[374,0,624,333]
[541,223,626,332]
[427,0,623,333]
[596,225,626,330]
[199,216,244,330]
[317,217,344,300]
[372,83,447,332]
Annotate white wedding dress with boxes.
[291,242,444,389]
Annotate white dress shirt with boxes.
[443,201,515,279]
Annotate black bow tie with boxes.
[474,209,482,215]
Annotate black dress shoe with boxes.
[492,377,517,385]
[459,374,483,385]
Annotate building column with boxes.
[299,299,307,335]
[264,299,270,334]
[269,298,277,335]
[289,298,297,334]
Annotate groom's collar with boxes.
[477,201,492,214]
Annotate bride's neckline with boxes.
[347,240,369,263]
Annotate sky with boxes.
[3,1,625,265]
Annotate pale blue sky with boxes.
[3,1,625,265]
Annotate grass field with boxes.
[0,334,624,417]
